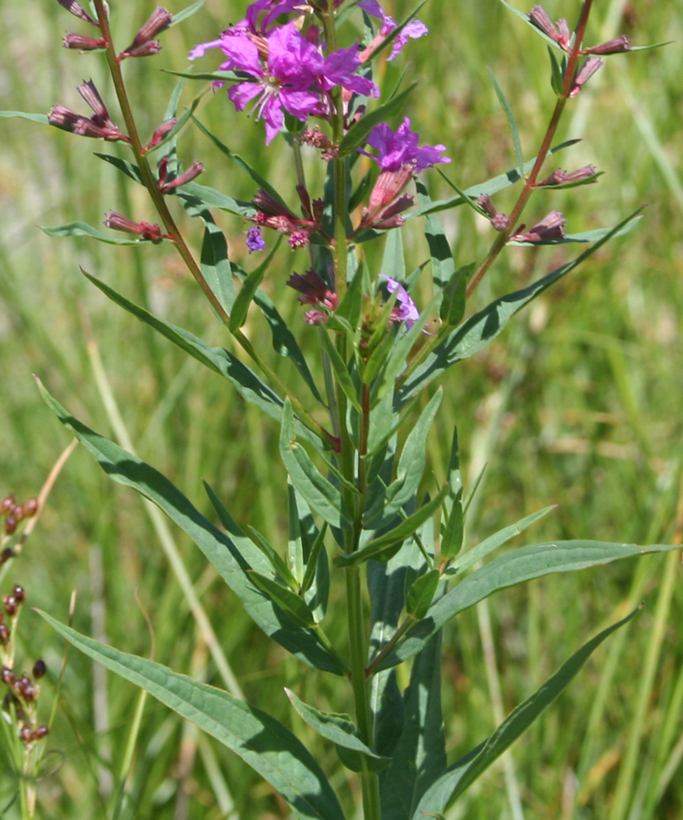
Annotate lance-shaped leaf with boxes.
[338,84,417,158]
[41,222,164,245]
[38,383,343,676]
[439,264,471,328]
[449,505,555,576]
[169,0,207,27]
[319,331,362,413]
[280,400,351,529]
[409,139,581,219]
[405,569,440,620]
[364,389,443,528]
[413,608,641,817]
[201,216,235,317]
[382,228,406,282]
[397,209,644,404]
[508,218,642,246]
[381,629,447,820]
[94,153,144,185]
[38,612,345,820]
[178,182,254,218]
[380,539,682,670]
[0,111,50,124]
[337,486,448,567]
[229,243,277,332]
[82,272,294,430]
[488,68,524,174]
[248,572,317,627]
[416,180,455,316]
[286,689,391,773]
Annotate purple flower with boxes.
[357,0,428,60]
[380,274,420,327]
[222,23,323,144]
[320,46,379,98]
[246,226,267,253]
[361,118,450,172]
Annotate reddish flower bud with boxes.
[23,498,38,518]
[0,548,15,564]
[20,726,34,744]
[288,232,310,249]
[253,189,295,219]
[130,7,172,50]
[287,271,338,310]
[304,309,329,325]
[509,211,566,243]
[3,518,17,536]
[48,104,129,142]
[12,586,25,604]
[119,39,163,60]
[77,80,111,125]
[0,624,10,646]
[33,660,47,679]
[34,725,50,739]
[103,211,167,242]
[159,161,205,192]
[2,667,16,686]
[529,6,571,49]
[145,118,177,152]
[0,496,14,516]
[3,596,19,617]
[55,0,99,26]
[10,504,23,521]
[569,57,603,97]
[476,194,510,231]
[63,33,107,50]
[584,36,630,55]
[536,165,597,186]
[369,166,414,212]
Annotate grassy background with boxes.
[1,0,682,817]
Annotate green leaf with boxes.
[0,111,50,124]
[416,180,455,315]
[413,608,642,817]
[248,571,317,627]
[280,400,351,529]
[496,0,565,50]
[397,208,645,404]
[319,331,362,412]
[233,264,323,404]
[164,69,241,82]
[381,539,682,670]
[178,182,255,218]
[37,383,342,675]
[286,689,391,773]
[335,261,366,329]
[382,228,406,282]
[246,525,299,591]
[192,117,289,209]
[41,222,163,246]
[169,0,206,26]
[94,153,144,184]
[337,486,449,567]
[38,612,346,820]
[301,523,328,594]
[410,139,581,218]
[81,272,292,429]
[229,254,269,332]
[406,569,440,619]
[439,264,471,327]
[488,68,524,174]
[339,84,417,158]
[381,629,447,819]
[200,217,235,316]
[449,505,556,576]
[548,46,565,96]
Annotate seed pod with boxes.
[2,667,16,687]
[0,496,15,516]
[11,505,24,521]
[0,624,10,646]
[32,659,46,679]
[34,725,49,739]
[15,674,31,694]
[3,518,17,536]
[19,725,33,743]
[12,586,25,604]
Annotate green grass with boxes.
[1,0,682,818]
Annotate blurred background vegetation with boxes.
[0,0,682,817]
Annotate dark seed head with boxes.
[3,518,17,536]
[2,667,16,687]
[23,498,39,517]
[32,659,46,679]
[12,586,25,604]
[19,725,33,743]
[0,496,15,516]
[34,725,49,739]
[0,624,10,646]
[0,548,14,565]
[3,596,18,616]
[11,505,24,521]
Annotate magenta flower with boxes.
[320,46,379,98]
[380,275,420,327]
[357,0,428,60]
[221,23,323,144]
[361,118,450,172]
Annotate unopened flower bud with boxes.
[304,309,329,325]
[529,5,571,49]
[253,189,295,219]
[536,165,597,187]
[288,232,310,249]
[130,7,172,50]
[159,161,205,192]
[569,57,603,97]
[509,210,566,243]
[55,0,99,26]
[0,548,15,565]
[34,725,50,740]
[12,586,25,604]
[476,194,510,231]
[0,624,10,646]
[63,33,107,50]
[369,166,414,212]
[0,496,14,516]
[103,211,166,242]
[2,668,16,686]
[23,499,38,518]
[11,505,24,521]
[3,518,17,536]
[77,80,111,124]
[584,36,630,55]
[48,105,129,142]
[20,725,33,744]
[145,118,177,152]
[32,660,46,680]
[119,39,163,60]
[3,597,19,617]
